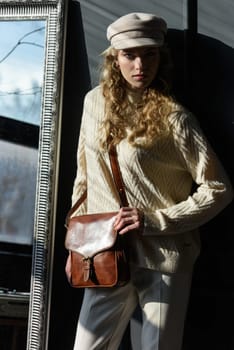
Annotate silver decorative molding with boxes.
[0,1,67,349]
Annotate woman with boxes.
[69,12,233,350]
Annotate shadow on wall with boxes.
[48,1,90,350]
[182,34,234,350]
[130,31,234,350]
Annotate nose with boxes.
[135,56,143,70]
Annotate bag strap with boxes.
[65,190,87,228]
[108,145,129,207]
[65,145,128,227]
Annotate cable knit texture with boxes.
[71,86,233,273]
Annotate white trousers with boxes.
[73,267,192,350]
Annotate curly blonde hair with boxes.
[99,46,177,150]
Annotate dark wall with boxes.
[48,1,91,349]
[181,33,234,350]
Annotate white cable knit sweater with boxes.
[71,86,233,273]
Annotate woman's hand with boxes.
[114,207,144,235]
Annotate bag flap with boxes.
[65,212,118,257]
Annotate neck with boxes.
[126,87,144,105]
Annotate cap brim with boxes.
[111,37,164,49]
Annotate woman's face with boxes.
[116,46,160,90]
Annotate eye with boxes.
[146,49,159,57]
[123,52,135,60]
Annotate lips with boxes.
[133,74,145,80]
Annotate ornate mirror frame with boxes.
[0,0,67,349]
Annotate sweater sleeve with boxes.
[71,95,89,215]
[143,112,233,236]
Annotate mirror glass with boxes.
[0,19,45,349]
[0,20,45,245]
[0,2,66,349]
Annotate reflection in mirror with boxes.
[0,20,45,349]
[0,1,66,349]
[0,20,45,243]
[0,20,45,124]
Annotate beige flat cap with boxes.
[107,12,167,49]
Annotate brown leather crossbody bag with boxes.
[64,146,130,288]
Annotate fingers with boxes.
[114,207,144,235]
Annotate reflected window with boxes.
[0,20,45,291]
[0,20,45,125]
[0,137,38,245]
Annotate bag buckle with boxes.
[82,257,94,282]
